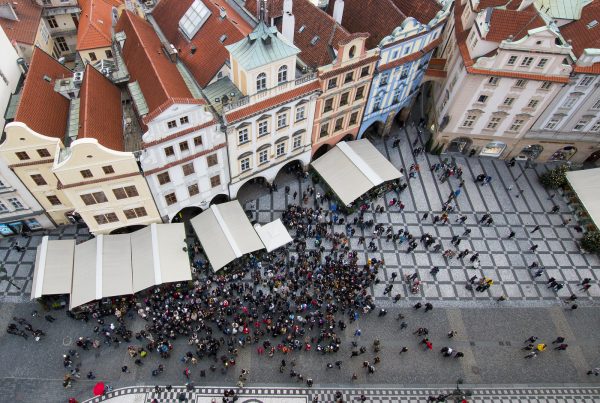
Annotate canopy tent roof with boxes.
[254,219,293,252]
[311,139,403,206]
[31,238,75,299]
[566,168,600,229]
[191,201,264,271]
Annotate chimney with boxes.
[333,0,344,24]
[282,0,295,44]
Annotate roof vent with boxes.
[587,20,598,29]
[43,75,51,82]
[310,36,320,45]
[219,34,227,43]
[298,25,305,33]
[219,7,226,19]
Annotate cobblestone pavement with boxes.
[84,385,600,403]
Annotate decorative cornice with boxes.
[143,143,226,176]
[57,171,140,189]
[9,158,55,169]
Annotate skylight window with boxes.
[587,20,598,29]
[310,36,320,45]
[179,0,212,40]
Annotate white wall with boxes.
[0,26,22,131]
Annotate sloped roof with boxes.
[152,0,252,87]
[560,0,600,57]
[269,0,353,69]
[78,64,124,151]
[77,0,123,51]
[534,0,591,20]
[115,11,193,117]
[476,0,522,11]
[390,0,442,25]
[485,5,546,42]
[226,21,300,70]
[15,47,71,139]
[0,1,42,45]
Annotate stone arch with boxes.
[209,193,230,206]
[274,159,305,184]
[234,175,270,203]
[171,206,203,223]
[312,143,331,160]
[583,150,600,168]
[359,120,385,139]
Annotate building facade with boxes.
[38,0,80,62]
[76,0,121,65]
[0,1,54,62]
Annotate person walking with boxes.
[530,244,539,252]
[531,225,541,233]
[507,230,516,239]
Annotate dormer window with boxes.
[278,65,288,85]
[179,0,211,40]
[257,73,267,91]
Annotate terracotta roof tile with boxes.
[560,0,600,58]
[142,98,206,124]
[152,0,252,87]
[78,64,124,151]
[225,80,320,123]
[389,0,442,25]
[573,63,600,75]
[485,6,546,42]
[15,47,71,139]
[0,1,43,45]
[77,0,123,51]
[115,11,194,117]
[475,0,521,11]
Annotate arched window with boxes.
[277,65,288,84]
[349,45,356,58]
[256,73,267,92]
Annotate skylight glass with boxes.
[179,0,212,40]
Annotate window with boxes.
[179,0,211,40]
[207,154,218,167]
[486,116,502,130]
[574,119,589,131]
[8,198,24,210]
[349,45,356,58]
[124,207,147,219]
[344,72,354,84]
[562,97,577,109]
[167,120,177,129]
[591,120,600,132]
[105,49,113,58]
[179,141,190,152]
[180,116,189,125]
[545,118,561,129]
[188,184,199,196]
[240,157,250,172]
[164,146,175,157]
[182,162,195,176]
[47,15,58,28]
[507,55,518,66]
[30,174,47,186]
[520,57,534,67]
[323,98,334,113]
[88,51,97,61]
[527,99,539,109]
[37,149,50,158]
[293,135,301,149]
[334,117,344,131]
[579,76,595,86]
[46,195,61,206]
[488,76,499,85]
[540,81,552,90]
[257,120,268,136]
[349,111,359,126]
[514,79,527,88]
[80,191,108,205]
[355,86,365,100]
[102,165,115,174]
[476,95,488,103]
[503,97,515,106]
[210,175,221,188]
[112,186,139,199]
[277,113,287,129]
[327,78,337,89]
[55,37,69,52]
[360,66,370,78]
[256,73,267,91]
[379,72,389,86]
[15,152,29,161]
[94,214,108,225]
[157,172,171,185]
[339,92,350,107]
[193,136,202,147]
[278,65,288,84]
[80,169,93,178]
[319,122,329,138]
[0,202,7,212]
[259,149,269,164]
[295,106,305,121]
[461,113,478,128]
[470,36,478,48]
[276,142,285,157]
[537,58,548,68]
[165,192,178,206]
[373,98,381,112]
[238,128,249,144]
[509,119,525,132]
[593,99,600,110]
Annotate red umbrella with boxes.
[93,382,105,396]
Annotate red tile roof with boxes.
[15,47,71,139]
[77,0,123,51]
[244,0,283,19]
[560,0,600,58]
[115,11,194,117]
[485,6,545,42]
[389,0,442,25]
[475,0,522,12]
[0,1,42,45]
[268,0,353,68]
[78,64,124,151]
[225,80,320,123]
[152,0,252,87]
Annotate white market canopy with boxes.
[311,139,403,206]
[191,201,264,271]
[30,223,192,309]
[254,219,293,252]
[566,168,600,228]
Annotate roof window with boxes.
[310,36,320,46]
[587,20,598,29]
[179,0,212,40]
